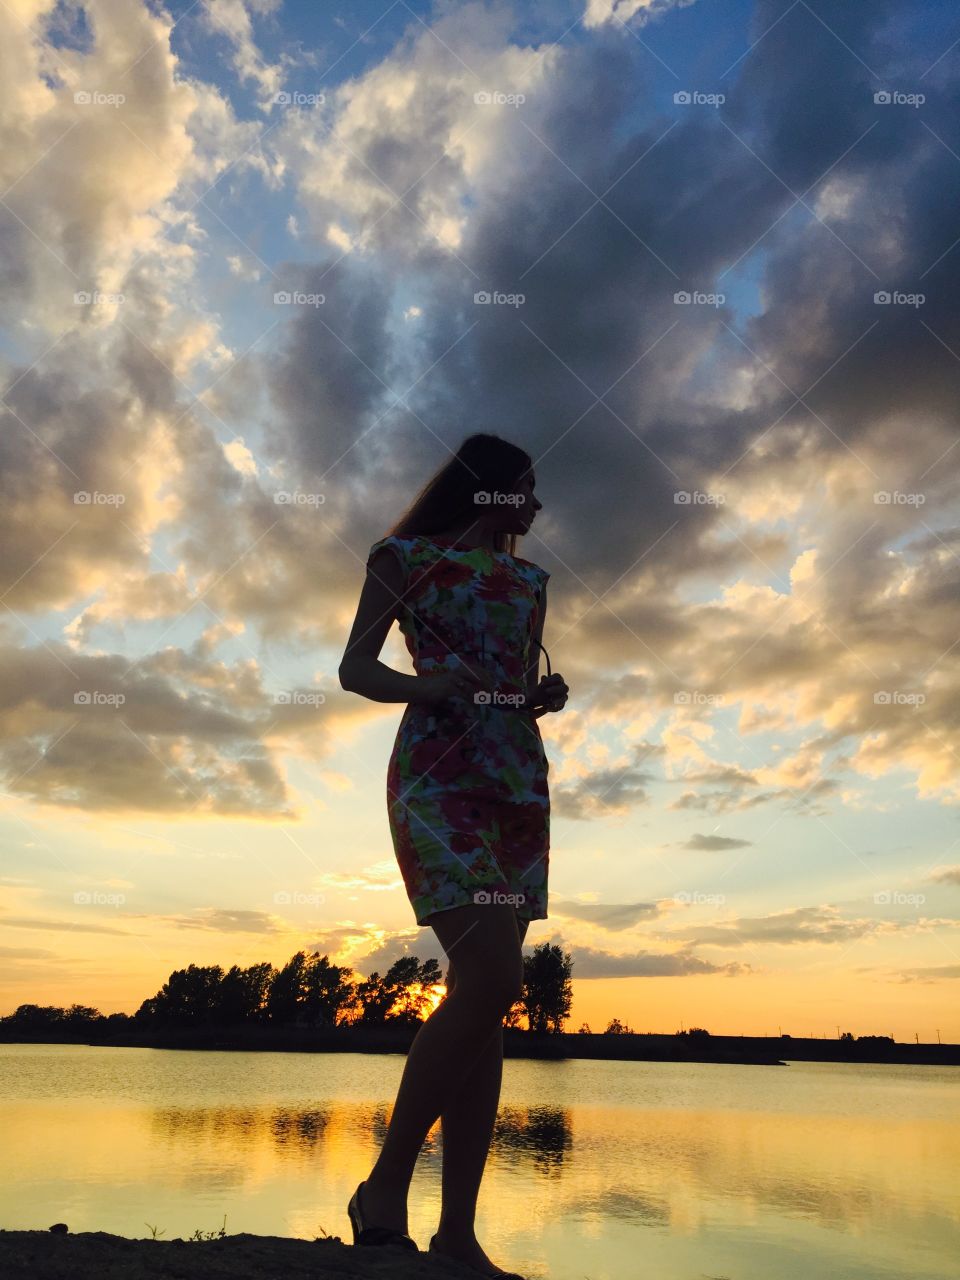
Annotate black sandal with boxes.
[428,1233,525,1279]
[347,1180,419,1251]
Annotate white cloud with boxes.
[202,0,284,108]
[582,0,697,30]
[223,436,259,476]
[227,254,262,280]
[269,4,563,258]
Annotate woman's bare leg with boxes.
[359,902,524,1235]
[434,915,529,1251]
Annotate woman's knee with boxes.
[462,968,521,1018]
[431,904,525,1015]
[444,954,520,1016]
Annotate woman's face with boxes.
[486,468,542,535]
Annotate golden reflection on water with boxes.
[1,1047,958,1280]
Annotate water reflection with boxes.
[1,1046,958,1280]
[145,1099,572,1170]
[495,1104,572,1170]
[148,1105,327,1147]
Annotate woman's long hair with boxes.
[387,433,534,556]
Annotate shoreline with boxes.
[0,1228,501,1280]
[2,1026,956,1066]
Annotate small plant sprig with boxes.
[187,1214,228,1241]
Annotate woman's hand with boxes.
[529,672,568,713]
[413,660,497,707]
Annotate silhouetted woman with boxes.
[339,433,568,1279]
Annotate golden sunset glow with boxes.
[0,0,957,1049]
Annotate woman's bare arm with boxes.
[338,547,424,702]
[525,579,549,719]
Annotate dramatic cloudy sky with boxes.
[2,0,959,1038]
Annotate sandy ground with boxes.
[0,1228,521,1279]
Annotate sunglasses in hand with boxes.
[527,638,568,714]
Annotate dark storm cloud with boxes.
[263,258,398,480]
[3,0,959,826]
[703,3,960,636]
[363,9,938,571]
[256,1,960,818]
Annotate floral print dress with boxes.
[365,534,551,925]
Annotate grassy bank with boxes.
[0,1227,524,1280]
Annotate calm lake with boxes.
[1,1044,957,1279]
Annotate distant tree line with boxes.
[1,942,576,1037]
[573,1021,896,1046]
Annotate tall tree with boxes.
[137,964,224,1025]
[302,952,356,1026]
[216,962,276,1024]
[521,943,573,1033]
[266,951,310,1025]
